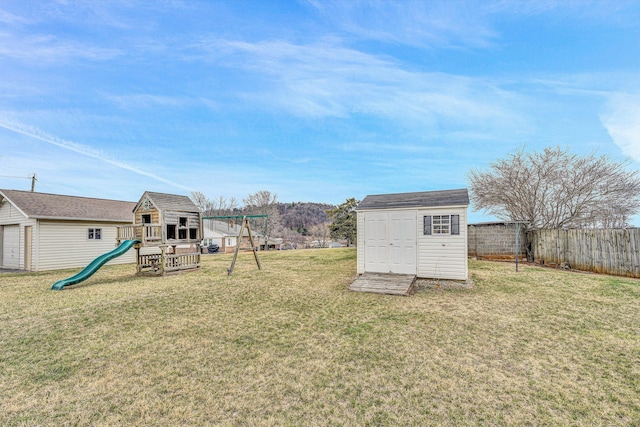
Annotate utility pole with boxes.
[30,173,36,192]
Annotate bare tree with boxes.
[309,222,331,248]
[190,191,215,215]
[242,190,281,239]
[468,146,640,229]
[190,191,239,217]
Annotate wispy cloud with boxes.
[305,0,498,49]
[104,93,192,109]
[198,38,525,134]
[0,119,193,192]
[0,32,122,63]
[601,93,640,161]
[102,93,221,111]
[305,0,640,52]
[0,7,31,25]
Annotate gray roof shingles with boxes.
[0,189,136,222]
[356,188,469,210]
[142,191,199,213]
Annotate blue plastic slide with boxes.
[51,240,140,290]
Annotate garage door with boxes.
[2,225,20,269]
[364,211,416,275]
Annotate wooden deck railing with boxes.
[164,253,200,272]
[137,252,200,274]
[117,224,162,243]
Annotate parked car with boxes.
[207,244,220,254]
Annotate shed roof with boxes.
[0,189,136,222]
[138,191,199,213]
[356,188,469,210]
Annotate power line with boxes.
[0,173,43,191]
[0,174,33,179]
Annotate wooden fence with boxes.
[529,228,640,278]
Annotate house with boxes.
[0,189,136,271]
[117,191,202,274]
[262,237,283,250]
[355,188,469,281]
[202,219,263,253]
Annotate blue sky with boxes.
[1,0,639,224]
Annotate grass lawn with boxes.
[1,248,639,426]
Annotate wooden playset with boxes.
[117,191,202,275]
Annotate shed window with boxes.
[433,215,450,235]
[178,229,187,239]
[179,217,187,227]
[423,215,460,236]
[88,228,102,240]
[189,228,198,239]
[141,214,151,224]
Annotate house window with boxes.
[179,217,187,227]
[141,214,151,224]
[424,215,460,236]
[178,229,187,239]
[189,228,198,239]
[88,228,102,240]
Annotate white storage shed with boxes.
[355,189,469,281]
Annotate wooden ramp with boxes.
[349,273,416,296]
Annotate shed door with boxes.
[389,211,417,274]
[364,211,416,274]
[2,225,20,269]
[364,212,388,273]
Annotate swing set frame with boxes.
[202,214,268,275]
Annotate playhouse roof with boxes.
[0,189,136,222]
[137,191,199,213]
[356,188,469,211]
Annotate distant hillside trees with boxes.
[468,146,640,229]
[278,202,333,235]
[191,190,336,243]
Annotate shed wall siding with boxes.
[417,207,468,280]
[357,205,468,280]
[356,213,365,274]
[36,221,136,271]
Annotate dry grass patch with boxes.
[1,249,639,426]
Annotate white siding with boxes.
[36,221,136,271]
[0,200,36,270]
[0,199,27,222]
[388,211,417,275]
[357,205,468,280]
[2,225,20,268]
[417,206,468,280]
[356,212,365,274]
